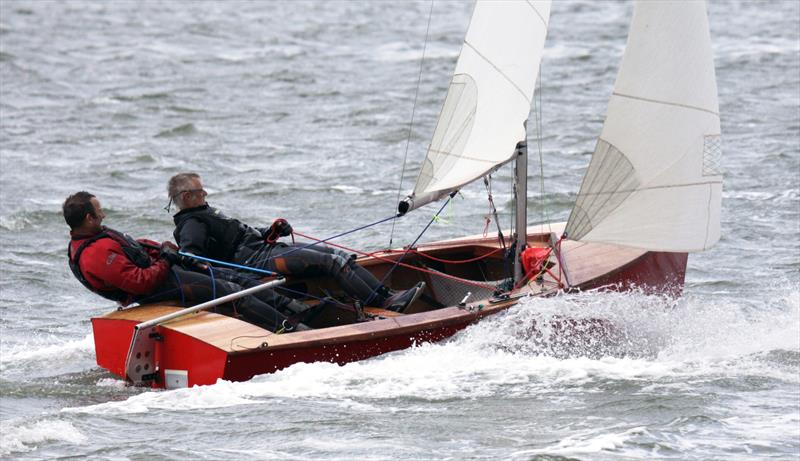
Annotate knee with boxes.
[328,253,350,274]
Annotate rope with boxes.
[389,0,435,248]
[207,265,216,300]
[385,247,503,265]
[367,196,452,305]
[271,213,399,264]
[512,247,552,291]
[511,237,568,291]
[295,230,497,291]
[273,284,364,313]
[483,175,507,249]
[178,252,278,277]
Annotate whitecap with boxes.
[512,426,648,457]
[0,419,87,456]
[63,379,257,415]
[0,334,95,374]
[330,185,363,194]
[373,42,457,63]
[95,377,127,389]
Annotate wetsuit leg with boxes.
[245,244,389,305]
[208,267,311,316]
[135,267,288,332]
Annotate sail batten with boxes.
[564,0,722,252]
[402,0,551,213]
[612,91,720,116]
[463,41,532,104]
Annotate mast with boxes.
[513,123,528,283]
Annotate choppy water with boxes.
[1,1,798,459]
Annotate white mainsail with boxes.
[564,1,722,252]
[400,0,551,214]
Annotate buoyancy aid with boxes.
[172,205,260,261]
[68,227,153,302]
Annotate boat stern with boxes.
[91,304,243,389]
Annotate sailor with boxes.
[63,191,308,332]
[166,172,425,312]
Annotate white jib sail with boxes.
[401,0,551,213]
[564,0,723,252]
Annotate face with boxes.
[180,178,207,209]
[87,197,105,231]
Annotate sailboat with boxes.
[91,0,722,389]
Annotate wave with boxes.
[373,42,457,63]
[154,123,197,138]
[0,334,95,379]
[513,426,647,458]
[0,419,87,457]
[60,283,799,417]
[0,209,63,232]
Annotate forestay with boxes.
[565,1,723,252]
[400,0,551,214]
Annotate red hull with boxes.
[222,322,468,383]
[92,303,514,388]
[575,251,688,296]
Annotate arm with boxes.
[137,238,162,259]
[81,239,171,296]
[177,218,211,256]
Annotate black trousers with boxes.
[237,242,390,306]
[206,267,311,316]
[134,266,288,332]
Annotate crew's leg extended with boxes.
[135,267,304,332]
[206,267,313,318]
[255,244,425,312]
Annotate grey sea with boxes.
[1,1,798,459]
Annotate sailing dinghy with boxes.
[92,0,722,389]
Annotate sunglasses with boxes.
[164,189,206,212]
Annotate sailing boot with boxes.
[282,299,314,317]
[382,282,426,313]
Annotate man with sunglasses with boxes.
[167,172,425,313]
[63,191,308,332]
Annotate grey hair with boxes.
[167,172,200,209]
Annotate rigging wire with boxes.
[294,231,501,291]
[534,62,552,235]
[483,175,506,250]
[370,195,453,305]
[389,0,435,249]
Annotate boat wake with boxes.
[8,284,796,458]
[60,282,799,416]
[0,419,87,457]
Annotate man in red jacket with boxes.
[64,191,307,332]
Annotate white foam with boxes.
[0,214,31,231]
[0,334,95,374]
[63,380,257,415]
[373,42,456,62]
[60,284,800,415]
[0,419,87,456]
[330,184,363,194]
[656,287,800,365]
[513,426,648,458]
[95,377,127,389]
